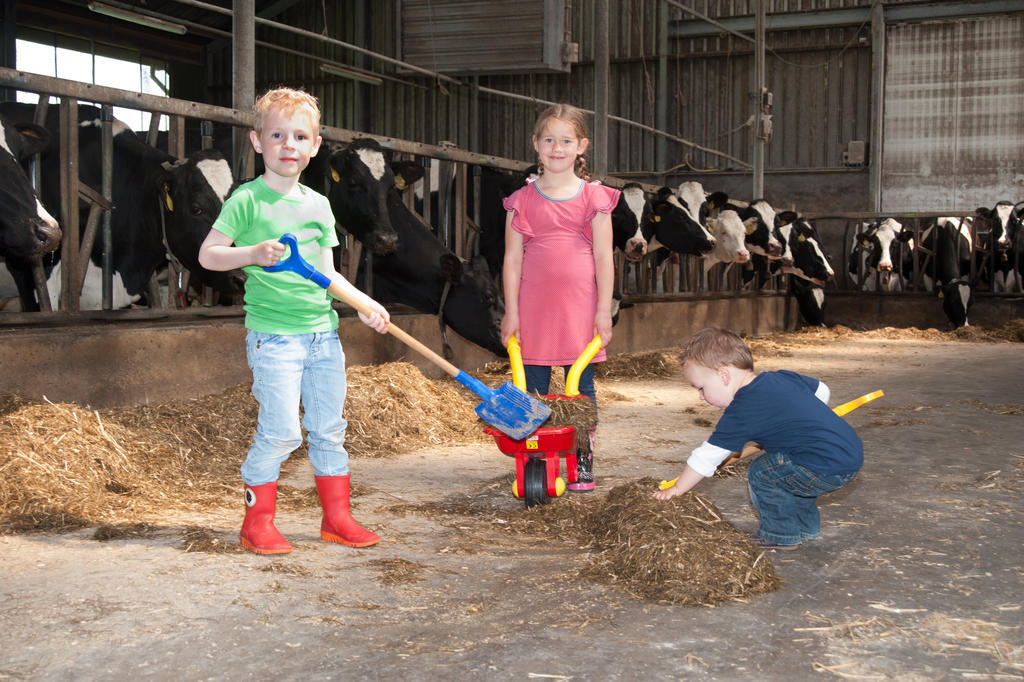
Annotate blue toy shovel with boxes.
[263,233,551,440]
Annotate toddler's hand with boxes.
[652,484,684,501]
[253,239,286,267]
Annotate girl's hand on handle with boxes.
[595,311,613,348]
[500,313,520,347]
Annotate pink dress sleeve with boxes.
[581,182,621,241]
[502,183,535,239]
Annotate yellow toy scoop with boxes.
[658,389,884,490]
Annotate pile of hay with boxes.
[394,477,781,606]
[0,362,489,532]
[577,479,780,605]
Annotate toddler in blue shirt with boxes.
[654,326,863,550]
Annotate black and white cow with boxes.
[707,192,783,259]
[0,115,60,261]
[779,218,835,326]
[975,201,1022,293]
[917,217,973,327]
[637,183,717,287]
[612,182,648,262]
[0,103,237,311]
[701,209,754,289]
[325,138,504,355]
[848,217,913,292]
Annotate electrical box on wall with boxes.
[400,0,573,75]
[842,140,866,166]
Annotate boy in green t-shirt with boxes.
[199,87,390,555]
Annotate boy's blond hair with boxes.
[253,87,321,133]
[681,327,754,371]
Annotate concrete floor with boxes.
[1,334,1021,680]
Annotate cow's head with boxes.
[706,210,751,263]
[439,253,505,355]
[611,183,647,262]
[641,185,715,256]
[787,219,834,284]
[976,201,1020,251]
[157,149,244,299]
[856,217,905,273]
[774,210,801,266]
[740,199,782,258]
[326,138,400,256]
[0,118,61,260]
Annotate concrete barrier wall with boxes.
[0,295,800,408]
[3,293,1017,409]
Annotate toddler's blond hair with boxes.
[681,327,754,371]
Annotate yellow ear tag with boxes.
[162,184,174,212]
[938,291,944,299]
[330,168,340,183]
[798,234,807,242]
[652,215,661,222]
[861,239,869,247]
[394,175,407,191]
[745,223,756,235]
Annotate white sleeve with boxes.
[815,380,830,405]
[686,441,735,478]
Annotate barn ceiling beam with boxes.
[670,0,1023,39]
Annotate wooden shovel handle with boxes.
[325,280,460,379]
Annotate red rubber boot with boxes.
[239,481,292,555]
[315,475,380,547]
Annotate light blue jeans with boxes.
[241,330,350,486]
[747,451,858,546]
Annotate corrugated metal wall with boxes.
[881,14,1024,211]
[231,0,881,179]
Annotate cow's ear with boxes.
[439,253,464,282]
[777,210,798,226]
[896,230,914,243]
[743,217,758,235]
[707,191,728,210]
[975,207,992,219]
[705,217,717,234]
[391,161,423,191]
[13,122,51,159]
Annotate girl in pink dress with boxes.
[501,103,620,491]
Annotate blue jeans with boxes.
[747,451,858,546]
[523,364,596,403]
[241,330,350,486]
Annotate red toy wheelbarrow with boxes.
[484,334,603,508]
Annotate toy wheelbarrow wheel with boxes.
[522,458,549,508]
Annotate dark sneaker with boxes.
[750,534,799,551]
[569,449,594,492]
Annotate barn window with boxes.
[15,34,169,132]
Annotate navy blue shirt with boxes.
[708,370,863,475]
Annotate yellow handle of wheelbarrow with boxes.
[507,334,603,396]
[565,335,603,397]
[507,335,527,391]
[658,389,884,490]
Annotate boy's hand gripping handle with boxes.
[267,233,463,379]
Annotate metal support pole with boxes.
[593,0,609,179]
[752,0,766,199]
[233,0,255,180]
[869,0,885,212]
[101,105,114,310]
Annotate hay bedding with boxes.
[0,362,487,533]
[391,478,780,606]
